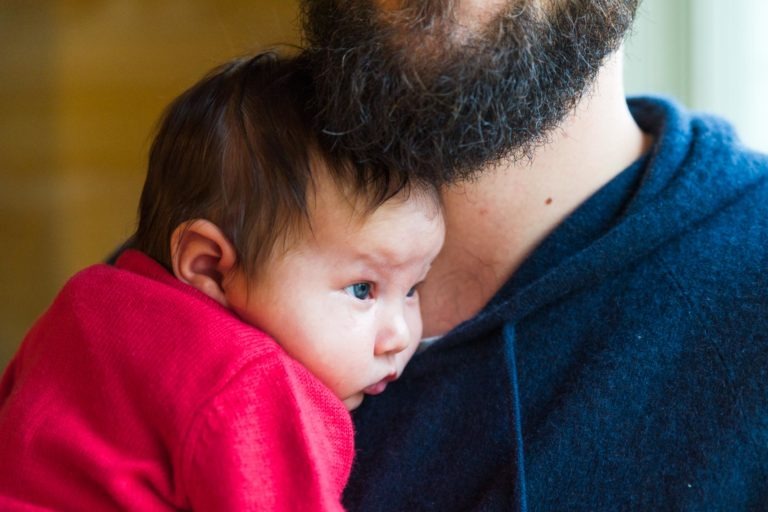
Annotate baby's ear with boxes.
[170,220,237,306]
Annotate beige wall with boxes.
[0,1,300,366]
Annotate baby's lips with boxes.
[363,380,389,395]
[363,372,398,395]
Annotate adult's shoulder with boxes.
[651,147,768,370]
[626,96,768,339]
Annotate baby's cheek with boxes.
[400,337,421,367]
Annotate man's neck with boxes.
[421,51,652,338]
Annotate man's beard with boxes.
[301,0,639,185]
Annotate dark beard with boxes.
[301,0,639,185]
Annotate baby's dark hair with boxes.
[133,51,425,278]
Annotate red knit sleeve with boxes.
[179,354,354,511]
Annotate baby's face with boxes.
[227,182,445,410]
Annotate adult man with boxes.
[302,0,768,510]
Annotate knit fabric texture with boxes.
[343,97,768,511]
[0,250,354,511]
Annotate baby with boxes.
[0,52,444,510]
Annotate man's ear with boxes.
[170,219,238,307]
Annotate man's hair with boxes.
[132,51,417,279]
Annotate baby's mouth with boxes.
[363,373,398,396]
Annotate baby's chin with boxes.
[343,393,365,411]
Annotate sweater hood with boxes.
[435,96,768,348]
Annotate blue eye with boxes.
[345,282,372,300]
[406,286,417,298]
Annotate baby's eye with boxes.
[345,282,373,300]
[406,286,417,298]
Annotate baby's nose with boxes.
[375,309,411,356]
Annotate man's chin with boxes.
[302,0,639,183]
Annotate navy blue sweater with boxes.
[343,97,768,511]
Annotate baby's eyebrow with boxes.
[356,244,427,270]
[350,250,396,272]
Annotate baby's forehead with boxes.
[297,185,444,265]
[281,153,444,271]
[307,145,442,215]
[307,182,441,239]
[254,158,441,277]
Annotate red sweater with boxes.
[0,250,354,511]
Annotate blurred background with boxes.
[1,0,766,367]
